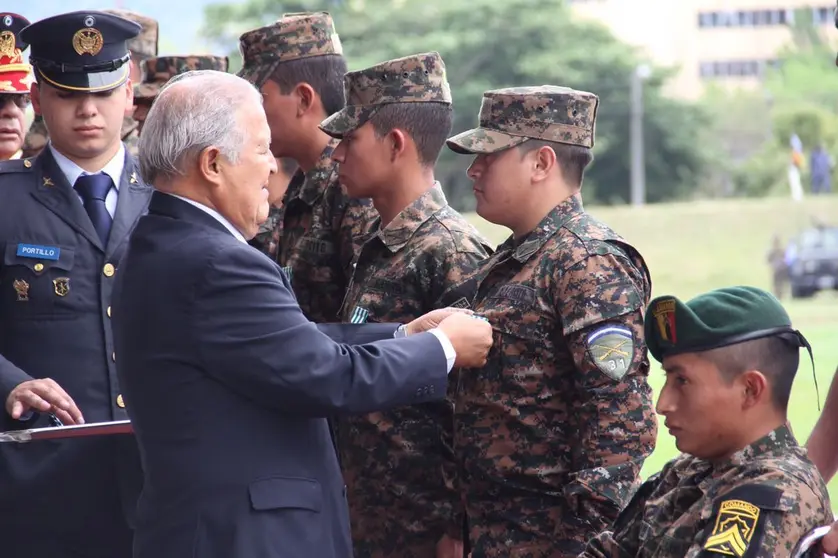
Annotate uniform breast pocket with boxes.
[0,243,76,319]
[483,294,554,396]
[345,277,422,324]
[296,234,339,283]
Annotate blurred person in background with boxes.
[766,233,788,299]
[133,54,229,137]
[810,143,833,194]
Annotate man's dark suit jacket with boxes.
[112,192,450,558]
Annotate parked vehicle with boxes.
[788,225,838,298]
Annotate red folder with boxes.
[0,420,133,443]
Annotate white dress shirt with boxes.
[49,142,124,218]
[166,193,457,372]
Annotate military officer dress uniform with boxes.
[0,13,33,161]
[0,11,151,557]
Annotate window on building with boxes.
[697,5,832,28]
[814,7,831,24]
[698,59,780,78]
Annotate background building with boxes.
[569,0,836,98]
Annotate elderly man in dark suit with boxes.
[111,69,493,558]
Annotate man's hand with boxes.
[406,307,474,335]
[436,534,464,558]
[437,313,492,368]
[6,379,84,426]
[822,521,838,555]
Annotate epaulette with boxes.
[0,157,35,174]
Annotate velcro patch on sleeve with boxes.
[586,324,634,380]
[699,484,783,558]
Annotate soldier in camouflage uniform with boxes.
[580,286,832,558]
[21,9,157,158]
[446,85,657,557]
[261,157,299,257]
[133,55,229,135]
[238,11,377,318]
[319,51,492,558]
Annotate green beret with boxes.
[645,286,805,362]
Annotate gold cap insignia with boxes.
[703,499,760,557]
[0,30,16,58]
[72,28,104,56]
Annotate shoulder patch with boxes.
[586,324,634,380]
[0,158,34,174]
[700,484,783,558]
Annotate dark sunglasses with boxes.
[0,94,31,109]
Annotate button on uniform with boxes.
[103,263,115,277]
[116,394,124,408]
[107,306,111,318]
[34,263,43,272]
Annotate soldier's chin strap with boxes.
[780,330,820,411]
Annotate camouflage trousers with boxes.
[464,491,586,558]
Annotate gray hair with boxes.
[138,70,263,184]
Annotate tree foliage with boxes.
[201,0,715,208]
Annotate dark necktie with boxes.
[75,173,113,245]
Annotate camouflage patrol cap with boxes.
[319,51,451,139]
[447,85,599,154]
[645,286,808,363]
[237,11,342,88]
[134,55,229,100]
[100,9,158,60]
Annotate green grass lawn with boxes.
[465,193,838,508]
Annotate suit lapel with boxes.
[106,153,152,256]
[29,148,104,251]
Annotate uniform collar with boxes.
[496,193,584,263]
[725,424,798,468]
[286,137,340,206]
[48,141,125,190]
[8,149,21,160]
[373,182,448,253]
[679,425,798,494]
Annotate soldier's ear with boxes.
[124,79,134,117]
[531,145,556,183]
[387,128,407,162]
[294,83,315,116]
[739,370,768,410]
[30,83,42,116]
